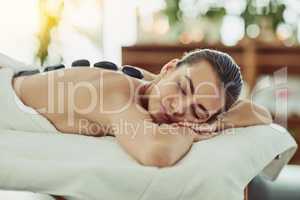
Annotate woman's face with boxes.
[147,59,225,124]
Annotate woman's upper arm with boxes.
[110,107,194,167]
[110,108,165,166]
[233,99,272,122]
[219,99,272,129]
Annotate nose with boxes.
[170,101,185,117]
[170,96,201,122]
[165,96,189,118]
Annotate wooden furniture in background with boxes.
[122,42,300,88]
[122,44,249,84]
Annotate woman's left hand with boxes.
[171,121,219,142]
[177,121,217,133]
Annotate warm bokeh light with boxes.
[298,22,300,43]
[1,0,300,65]
[276,23,293,41]
[137,0,300,46]
[224,0,247,15]
[179,32,192,44]
[246,24,260,38]
[153,15,170,35]
[220,15,245,46]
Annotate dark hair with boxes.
[176,49,243,111]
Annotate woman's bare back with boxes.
[12,67,143,135]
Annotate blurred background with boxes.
[0,0,299,163]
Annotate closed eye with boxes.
[192,103,209,120]
[184,75,194,94]
[177,81,187,95]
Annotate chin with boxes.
[151,115,171,124]
[148,100,173,124]
[150,111,175,124]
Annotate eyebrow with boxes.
[184,75,194,94]
[197,103,210,118]
[184,75,210,119]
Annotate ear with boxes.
[160,59,179,76]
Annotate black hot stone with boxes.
[44,64,65,72]
[94,61,118,71]
[14,69,40,77]
[72,59,90,67]
[121,65,144,79]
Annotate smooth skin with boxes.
[11,60,272,168]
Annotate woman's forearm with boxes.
[216,99,272,129]
[113,119,195,167]
[143,124,195,167]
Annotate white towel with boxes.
[0,124,297,200]
[0,67,61,134]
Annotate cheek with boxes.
[148,83,177,111]
[159,80,178,95]
[153,81,177,98]
[147,85,162,112]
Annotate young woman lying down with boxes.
[10,49,272,167]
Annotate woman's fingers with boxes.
[170,122,220,142]
[177,121,217,133]
[192,132,216,142]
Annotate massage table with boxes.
[2,166,300,200]
[0,124,297,200]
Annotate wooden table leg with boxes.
[53,196,65,200]
[244,187,248,200]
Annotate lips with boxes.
[152,103,174,123]
[153,113,169,123]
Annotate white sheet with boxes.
[0,67,63,133]
[0,190,54,200]
[0,52,38,73]
[0,124,297,200]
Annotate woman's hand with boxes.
[215,99,273,129]
[175,99,273,141]
[171,121,219,142]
